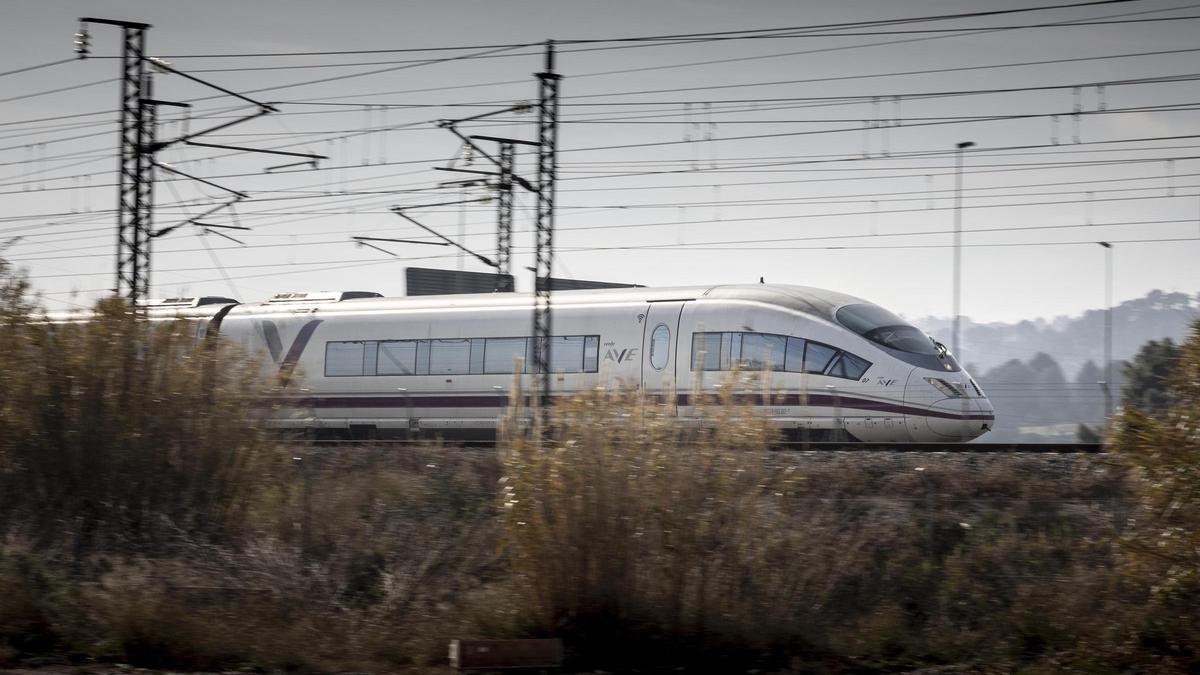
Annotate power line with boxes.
[561,235,1200,253]
[11,213,1197,264]
[0,58,77,79]
[0,78,117,105]
[5,142,1196,245]
[133,0,1151,58]
[18,232,1199,284]
[556,71,1200,104]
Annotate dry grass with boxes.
[0,446,504,671]
[0,295,280,553]
[496,386,1138,672]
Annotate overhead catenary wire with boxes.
[118,0,1164,58]
[0,57,78,79]
[11,213,1198,264]
[19,232,1200,284]
[9,146,1200,249]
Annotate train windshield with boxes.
[835,303,939,355]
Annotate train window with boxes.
[362,341,379,376]
[725,333,741,370]
[526,337,545,373]
[415,341,431,375]
[649,324,670,371]
[430,339,472,375]
[484,337,527,374]
[550,336,584,372]
[691,332,723,371]
[739,333,786,371]
[803,342,837,374]
[836,303,938,355]
[469,339,486,374]
[377,340,417,375]
[584,336,600,372]
[326,341,366,377]
[827,352,871,380]
[784,337,806,372]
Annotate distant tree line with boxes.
[973,338,1182,442]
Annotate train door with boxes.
[641,300,687,396]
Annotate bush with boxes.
[0,264,505,670]
[1109,319,1200,671]
[0,285,280,553]
[500,384,795,668]
[499,385,1134,672]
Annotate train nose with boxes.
[927,398,993,440]
[904,371,995,441]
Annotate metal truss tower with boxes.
[533,41,560,408]
[495,140,515,291]
[99,18,155,302]
[81,17,316,305]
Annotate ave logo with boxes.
[604,347,639,364]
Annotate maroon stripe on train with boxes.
[287,392,995,422]
[678,393,995,421]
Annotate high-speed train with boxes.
[135,283,992,442]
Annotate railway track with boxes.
[293,439,1103,453]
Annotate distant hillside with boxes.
[913,289,1199,376]
[912,290,1198,442]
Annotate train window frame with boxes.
[802,341,837,374]
[483,336,528,375]
[325,340,367,377]
[584,336,600,372]
[362,340,379,376]
[723,332,741,370]
[826,352,872,380]
[550,335,587,373]
[469,338,486,374]
[328,334,601,377]
[784,336,806,373]
[649,324,671,371]
[429,338,473,375]
[415,341,431,375]
[691,332,723,371]
[377,340,418,376]
[738,332,787,372]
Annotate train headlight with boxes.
[925,377,966,398]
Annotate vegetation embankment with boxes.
[1,261,1197,672]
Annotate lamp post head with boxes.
[956,141,976,150]
[1098,241,1112,249]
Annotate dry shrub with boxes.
[0,446,505,672]
[1106,318,1200,672]
[0,289,282,553]
[499,385,1135,671]
[0,264,506,670]
[500,384,811,667]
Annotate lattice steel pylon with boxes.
[104,18,155,302]
[533,41,560,409]
[494,140,515,291]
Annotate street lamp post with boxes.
[1099,242,1114,423]
[953,141,975,359]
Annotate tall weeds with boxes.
[498,385,1134,671]
[501,385,805,667]
[0,292,277,553]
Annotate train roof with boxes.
[225,283,871,324]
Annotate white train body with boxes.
[211,284,994,442]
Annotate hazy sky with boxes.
[2,0,1199,324]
